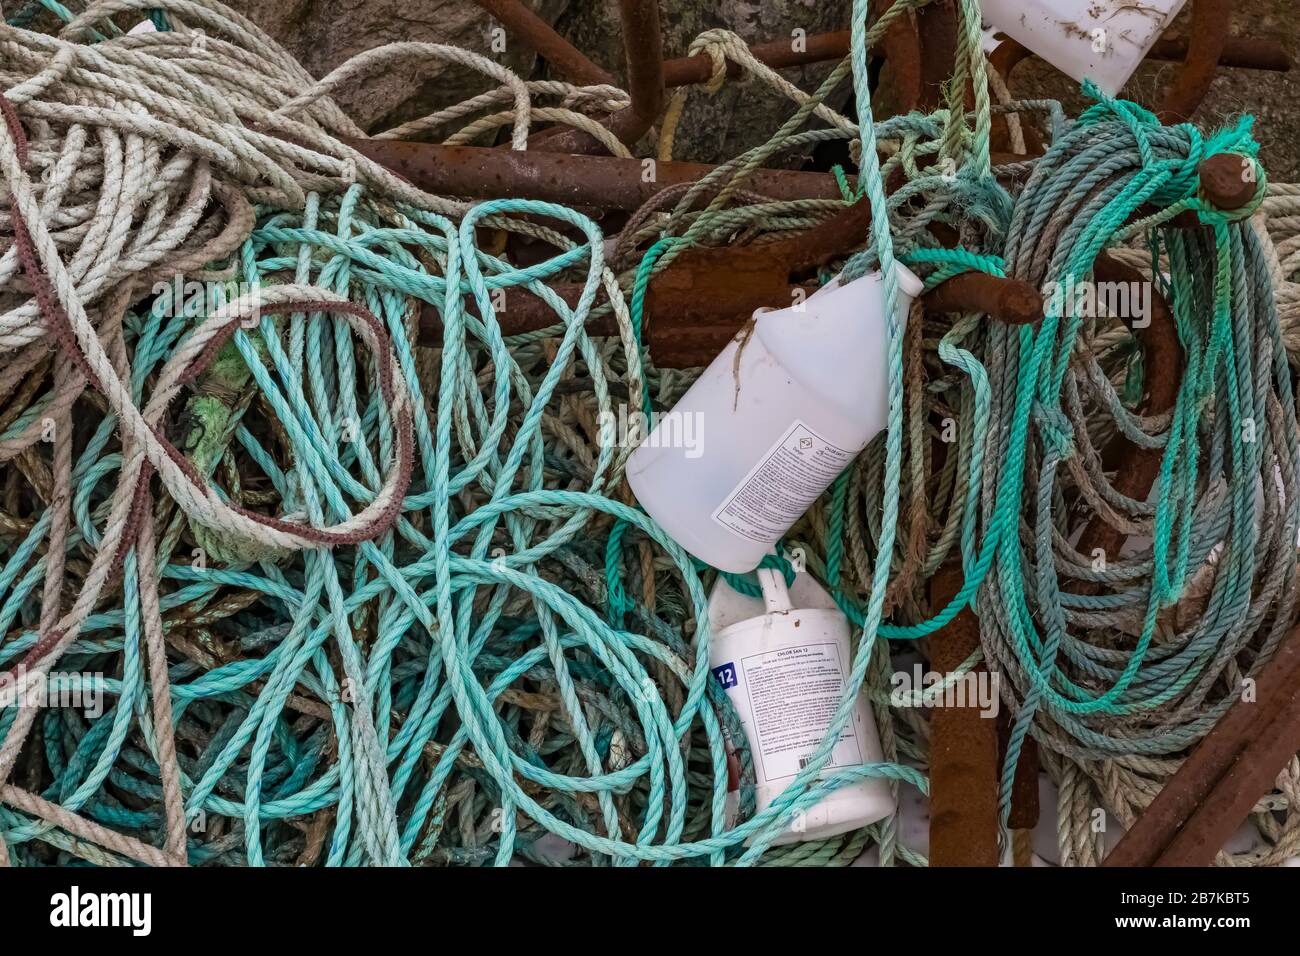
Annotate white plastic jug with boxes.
[626,264,922,573]
[981,0,1187,97]
[707,568,895,845]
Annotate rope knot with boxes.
[685,29,746,94]
[1079,81,1161,169]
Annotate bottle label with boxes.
[736,641,863,783]
[711,419,856,543]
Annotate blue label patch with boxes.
[711,662,738,689]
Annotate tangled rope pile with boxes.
[1,0,1299,867]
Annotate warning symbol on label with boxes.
[798,437,813,450]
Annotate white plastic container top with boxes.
[981,0,1188,97]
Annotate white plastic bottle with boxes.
[626,264,922,573]
[707,568,894,845]
[981,0,1187,97]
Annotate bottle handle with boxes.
[756,566,794,613]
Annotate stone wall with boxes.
[223,0,1298,177]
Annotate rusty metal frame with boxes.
[441,0,1299,868]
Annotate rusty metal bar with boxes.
[662,26,1289,92]
[1087,153,1285,867]
[1079,153,1250,557]
[344,137,1034,209]
[610,0,664,141]
[915,0,958,113]
[413,184,1041,367]
[928,565,1001,866]
[662,30,853,87]
[874,0,923,114]
[476,8,1288,103]
[417,196,878,362]
[1197,151,1258,210]
[991,34,1289,83]
[470,0,615,87]
[340,137,849,207]
[923,271,1042,325]
[1159,0,1232,122]
[1076,253,1182,561]
[1149,34,1291,73]
[1104,621,1300,867]
[417,269,1045,368]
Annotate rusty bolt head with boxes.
[1197,153,1257,211]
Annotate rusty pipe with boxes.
[663,28,1289,91]
[661,23,1291,92]
[914,0,959,113]
[990,33,1290,88]
[1160,0,1232,122]
[1149,34,1291,73]
[1197,151,1258,211]
[1074,253,1182,563]
[990,0,1278,124]
[661,30,853,87]
[1079,152,1254,554]
[417,195,880,362]
[339,138,849,207]
[927,564,1001,866]
[873,0,923,115]
[609,0,665,141]
[923,271,1043,326]
[342,136,1035,209]
[1077,153,1250,579]
[470,0,615,87]
[478,14,1289,103]
[416,268,1045,368]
